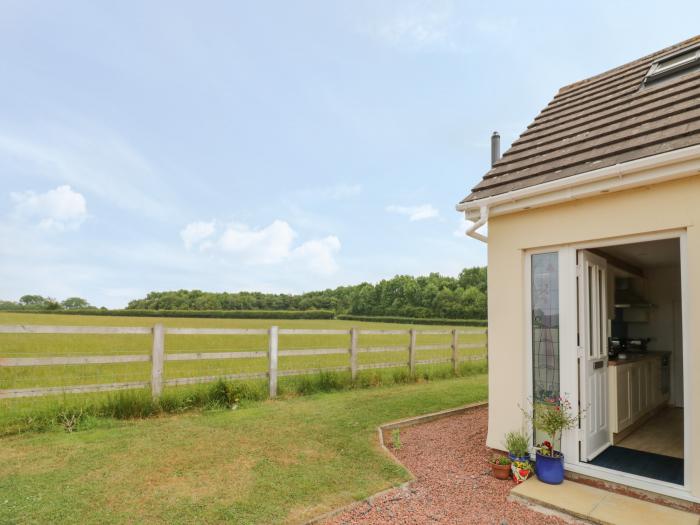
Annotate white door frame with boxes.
[524,228,696,503]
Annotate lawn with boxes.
[0,374,488,524]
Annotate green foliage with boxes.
[0,376,488,524]
[2,266,488,320]
[489,454,511,466]
[522,395,581,450]
[19,294,51,307]
[504,429,530,457]
[61,297,92,310]
[391,429,402,450]
[125,267,488,320]
[55,308,335,319]
[101,391,160,419]
[1,360,489,436]
[336,314,487,326]
[1,295,93,312]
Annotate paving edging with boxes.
[304,401,488,525]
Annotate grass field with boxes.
[0,312,486,432]
[0,312,486,387]
[0,375,488,524]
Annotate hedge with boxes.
[2,309,484,325]
[335,314,487,327]
[8,309,336,320]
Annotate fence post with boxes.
[350,327,358,381]
[451,328,458,374]
[408,328,416,375]
[268,325,278,398]
[151,323,165,398]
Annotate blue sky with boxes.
[1,1,699,308]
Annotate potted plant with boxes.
[488,454,512,480]
[523,395,582,485]
[511,460,533,484]
[504,429,530,463]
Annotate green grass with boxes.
[0,312,486,432]
[0,375,487,524]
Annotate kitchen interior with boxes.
[586,238,684,485]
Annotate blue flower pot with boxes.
[535,451,564,484]
[508,453,530,464]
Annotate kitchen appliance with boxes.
[614,278,653,309]
[608,337,624,358]
[608,337,650,358]
[626,338,650,353]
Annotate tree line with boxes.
[0,295,96,311]
[127,267,487,319]
[0,267,488,320]
[0,294,96,312]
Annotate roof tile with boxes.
[462,35,700,203]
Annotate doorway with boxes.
[576,238,684,486]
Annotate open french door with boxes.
[578,250,611,461]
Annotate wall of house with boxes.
[485,174,700,497]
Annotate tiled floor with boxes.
[511,478,699,525]
[617,407,684,458]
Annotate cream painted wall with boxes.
[485,174,699,497]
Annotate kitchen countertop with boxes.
[608,351,669,366]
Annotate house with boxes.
[457,35,700,506]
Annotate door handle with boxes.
[594,360,605,369]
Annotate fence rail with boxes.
[0,323,487,400]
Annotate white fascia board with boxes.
[456,144,700,219]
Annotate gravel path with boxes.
[327,406,567,525]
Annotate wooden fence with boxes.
[0,324,487,400]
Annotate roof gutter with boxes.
[465,205,489,243]
[456,143,700,222]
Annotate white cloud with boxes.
[10,185,88,231]
[387,204,439,221]
[0,124,173,220]
[180,220,216,250]
[218,220,297,264]
[291,236,341,275]
[369,1,465,53]
[181,219,342,274]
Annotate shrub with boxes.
[335,314,486,327]
[27,308,335,320]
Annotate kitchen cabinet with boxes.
[608,353,669,436]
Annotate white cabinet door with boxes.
[650,358,661,408]
[639,361,649,414]
[629,365,641,421]
[616,367,632,430]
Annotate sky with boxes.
[1,1,699,308]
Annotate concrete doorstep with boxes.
[510,477,700,525]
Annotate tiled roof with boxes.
[462,35,700,203]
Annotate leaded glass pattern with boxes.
[532,253,560,403]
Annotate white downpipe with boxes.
[465,205,489,243]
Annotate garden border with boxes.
[304,400,488,525]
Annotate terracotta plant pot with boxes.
[489,461,512,480]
